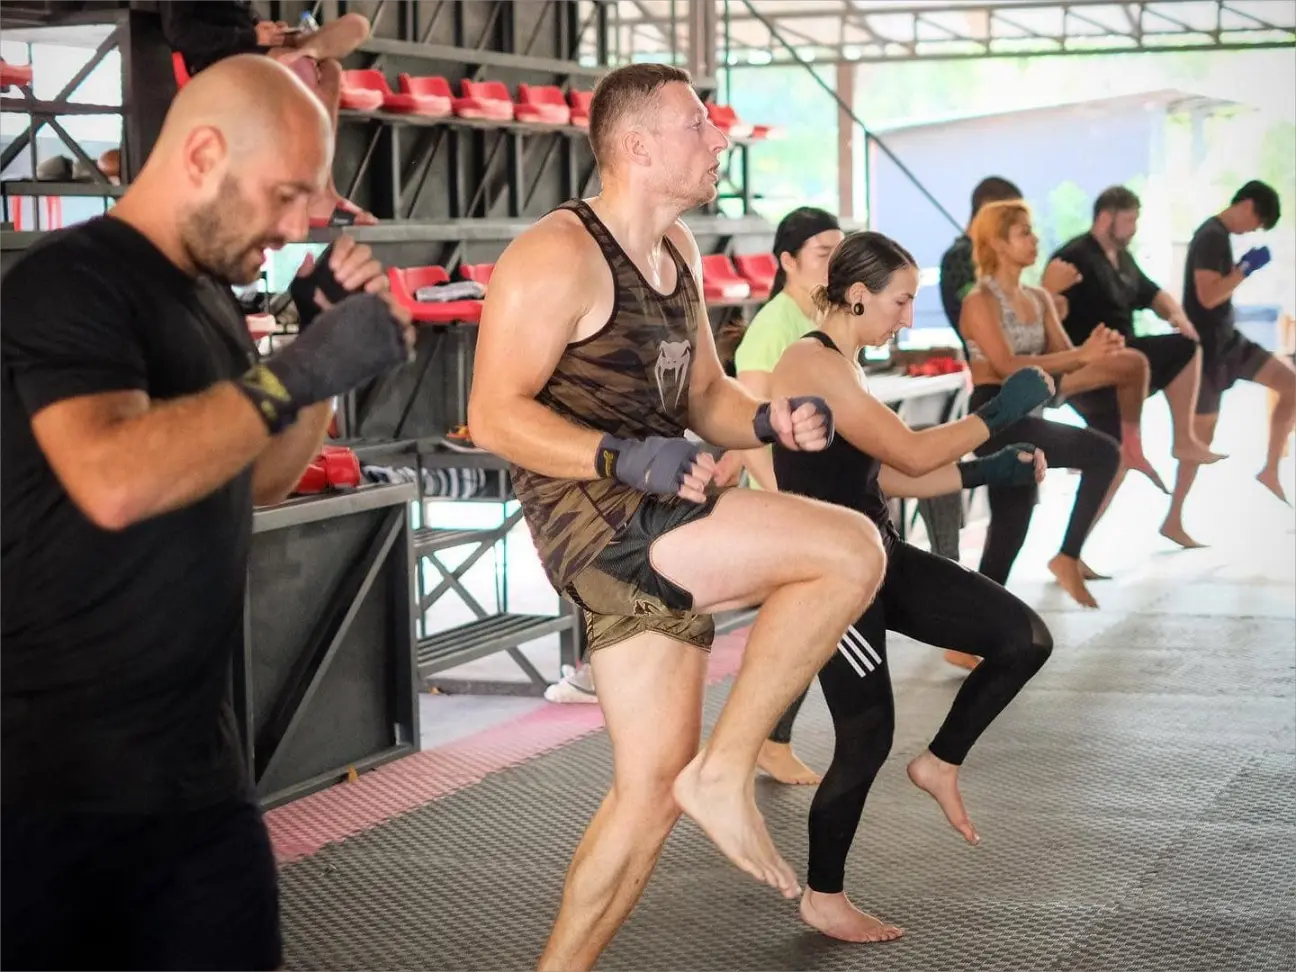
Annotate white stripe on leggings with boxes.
[836,625,877,679]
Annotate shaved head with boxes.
[139,55,332,283]
[156,54,331,164]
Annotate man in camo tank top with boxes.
[469,63,886,970]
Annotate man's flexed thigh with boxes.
[648,488,886,615]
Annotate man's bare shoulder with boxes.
[500,209,601,271]
[485,211,608,326]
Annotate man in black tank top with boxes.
[469,64,888,970]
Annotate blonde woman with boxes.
[959,200,1151,607]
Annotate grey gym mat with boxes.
[278,577,1296,971]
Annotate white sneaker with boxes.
[544,664,597,704]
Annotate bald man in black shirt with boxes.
[2,56,413,970]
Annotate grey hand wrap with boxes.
[596,434,705,495]
[235,292,407,434]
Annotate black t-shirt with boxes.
[772,333,900,552]
[1,216,258,814]
[1183,216,1235,353]
[939,234,976,334]
[1052,232,1161,344]
[161,0,266,76]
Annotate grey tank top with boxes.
[965,278,1047,362]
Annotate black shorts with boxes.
[1065,333,1198,441]
[565,493,721,653]
[1,797,281,972]
[1197,333,1272,415]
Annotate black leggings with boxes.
[769,492,965,745]
[807,541,1052,894]
[970,385,1121,585]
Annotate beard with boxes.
[1107,228,1134,251]
[180,174,281,284]
[653,165,717,214]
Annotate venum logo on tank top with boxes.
[654,339,692,409]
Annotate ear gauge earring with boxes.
[852,301,865,315]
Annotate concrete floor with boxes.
[275,383,1295,971]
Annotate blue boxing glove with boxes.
[290,243,355,330]
[972,368,1053,434]
[752,396,835,448]
[596,434,707,496]
[957,444,1041,489]
[1237,246,1271,278]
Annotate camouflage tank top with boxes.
[510,199,706,593]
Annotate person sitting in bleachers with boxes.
[161,0,376,226]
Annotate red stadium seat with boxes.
[344,69,442,113]
[569,89,592,129]
[338,70,386,111]
[734,253,777,298]
[455,80,514,121]
[700,254,752,302]
[170,52,191,89]
[710,103,756,140]
[458,263,495,286]
[515,84,571,125]
[396,74,455,118]
[388,266,483,324]
[1,60,33,92]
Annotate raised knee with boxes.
[338,12,372,43]
[1121,349,1150,378]
[833,512,886,611]
[1016,613,1054,671]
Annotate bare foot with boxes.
[906,750,979,845]
[756,741,822,785]
[674,753,801,898]
[1159,519,1207,549]
[1257,468,1291,506]
[1172,441,1227,464]
[800,889,905,944]
[1079,559,1111,581]
[944,650,980,671]
[1121,446,1169,494]
[1048,554,1099,608]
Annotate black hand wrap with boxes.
[289,244,354,330]
[972,368,1052,434]
[752,396,835,446]
[596,434,705,495]
[235,292,407,434]
[958,443,1040,489]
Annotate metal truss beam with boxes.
[605,0,1294,66]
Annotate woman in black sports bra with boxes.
[771,230,1056,945]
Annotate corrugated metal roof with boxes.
[589,1,1296,66]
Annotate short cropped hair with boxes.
[588,62,692,168]
[1233,180,1281,230]
[1093,185,1140,220]
[970,176,1021,220]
